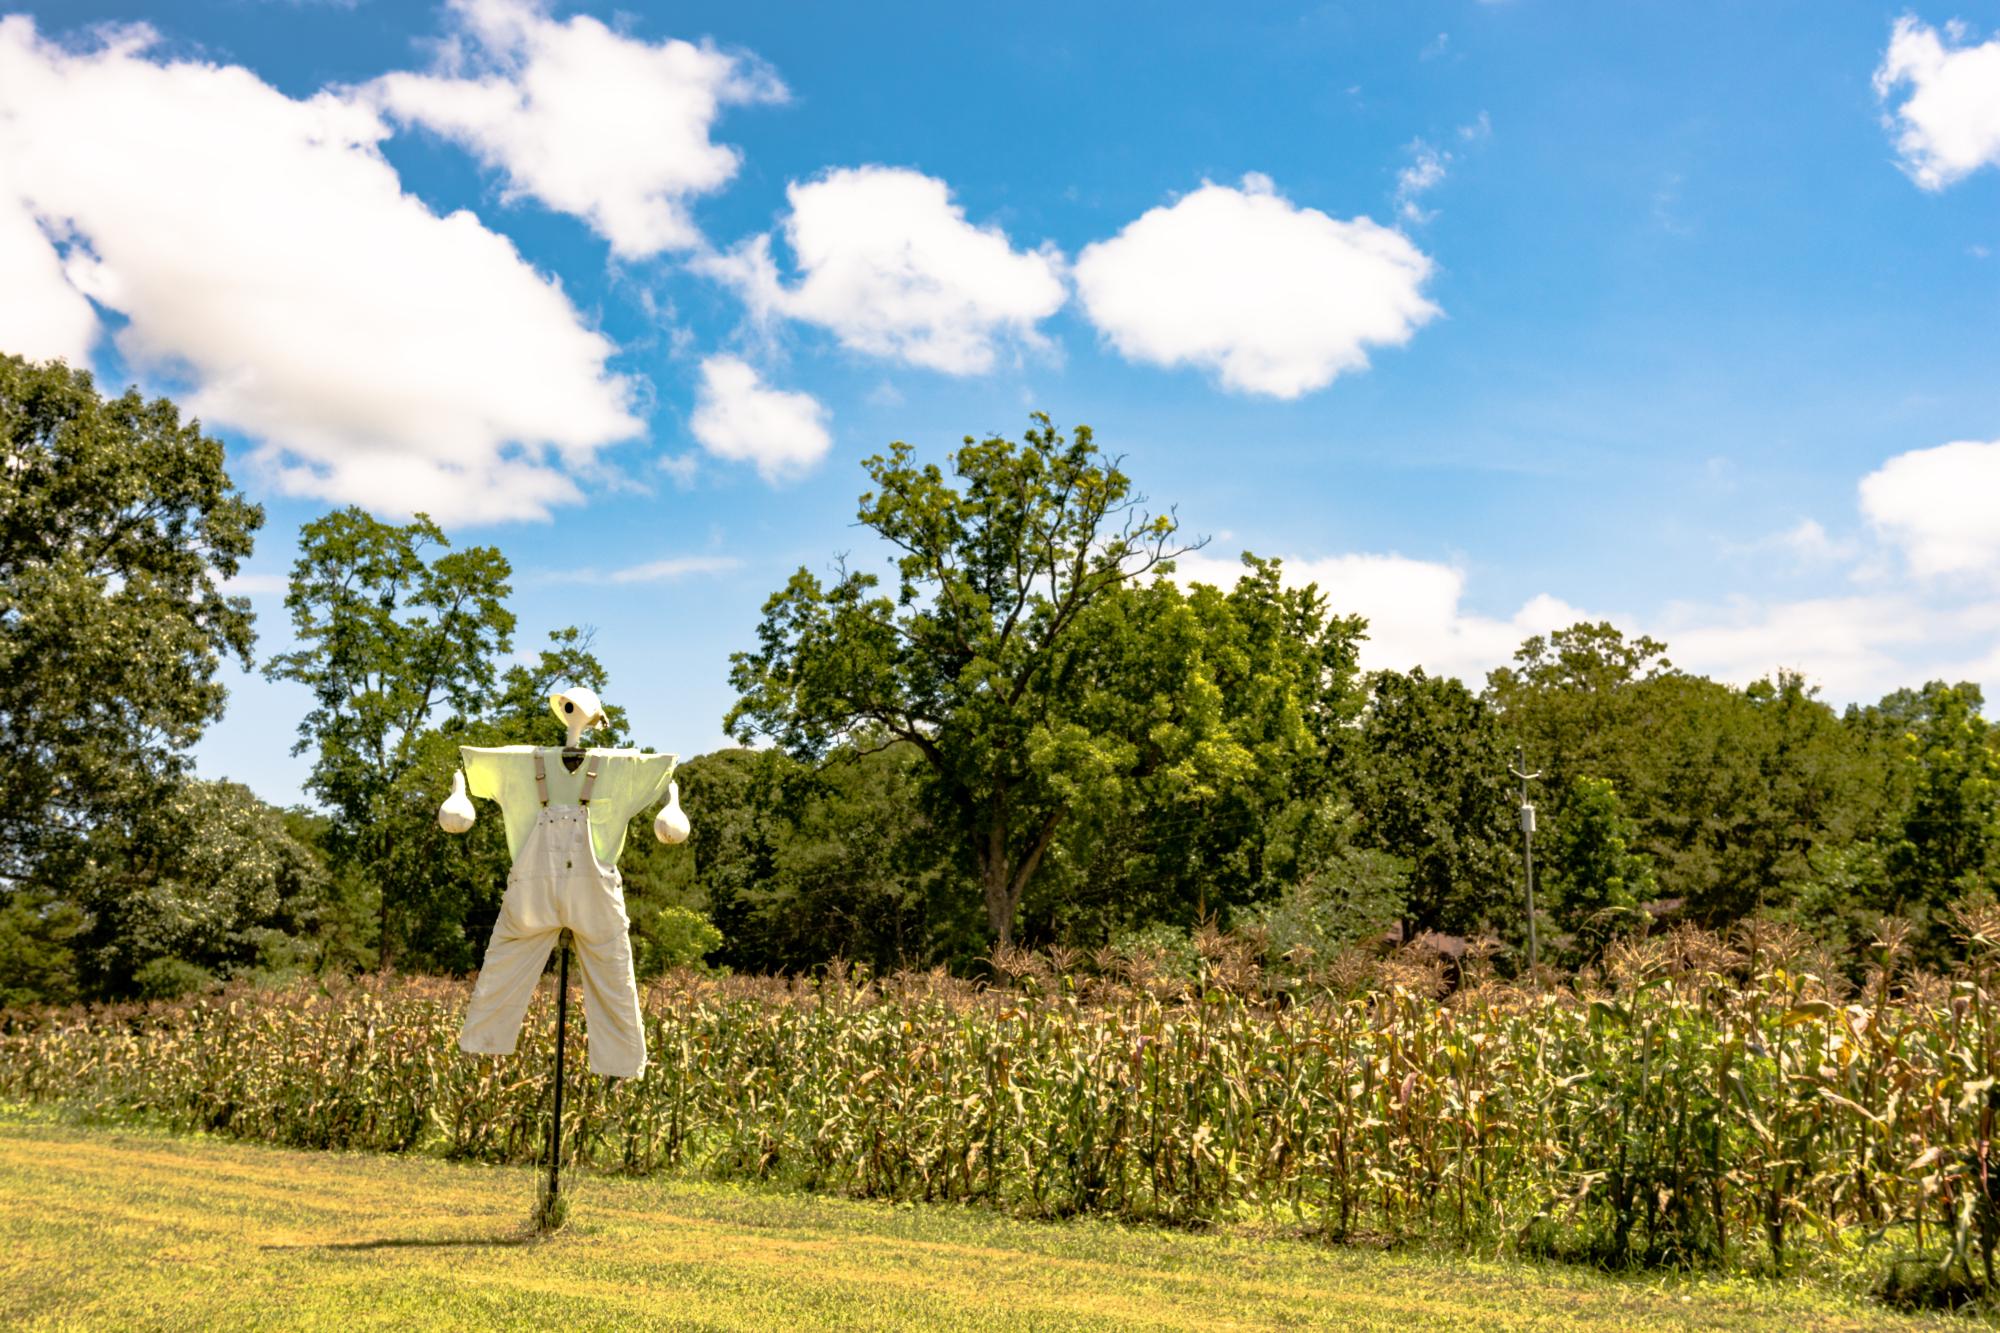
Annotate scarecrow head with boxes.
[549,686,607,748]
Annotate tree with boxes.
[266,507,513,964]
[727,417,1201,945]
[0,355,261,881]
[677,744,980,973]
[1543,776,1655,965]
[1884,682,1998,926]
[1239,798,1410,971]
[1030,558,1366,941]
[1483,622,1673,808]
[1489,626,1889,929]
[71,779,328,999]
[1350,669,1514,942]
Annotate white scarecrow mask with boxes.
[550,686,606,748]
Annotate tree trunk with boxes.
[983,812,1014,946]
[979,803,1063,948]
[984,862,1015,946]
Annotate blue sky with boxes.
[5,1,2000,806]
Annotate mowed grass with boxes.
[0,1113,1975,1332]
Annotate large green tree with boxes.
[266,507,513,965]
[1487,625,1890,927]
[0,355,261,881]
[1029,558,1366,940]
[71,779,328,999]
[1883,682,1999,924]
[727,417,1204,945]
[1542,775,1656,965]
[675,744,980,973]
[1350,668,1515,942]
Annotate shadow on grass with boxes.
[263,1232,542,1252]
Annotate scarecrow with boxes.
[436,686,689,1225]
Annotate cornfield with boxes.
[9,912,2000,1293]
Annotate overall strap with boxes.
[533,749,549,807]
[578,759,601,807]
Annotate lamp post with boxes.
[1509,746,1542,976]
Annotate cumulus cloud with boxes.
[1859,439,2000,578]
[1171,550,1587,682]
[368,0,782,256]
[0,16,638,525]
[1172,548,2000,705]
[1875,16,2000,189]
[699,166,1067,374]
[1655,594,1942,699]
[689,356,831,481]
[0,196,97,363]
[1073,174,1438,398]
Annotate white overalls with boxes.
[459,750,647,1077]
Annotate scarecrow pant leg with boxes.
[459,924,561,1057]
[571,925,647,1078]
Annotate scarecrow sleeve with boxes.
[614,751,680,824]
[460,746,516,805]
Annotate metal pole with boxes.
[1509,747,1542,977]
[548,928,571,1211]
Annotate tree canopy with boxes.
[0,354,261,881]
[727,416,1207,944]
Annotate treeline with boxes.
[2,356,1995,1005]
[680,639,1992,978]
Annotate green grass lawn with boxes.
[0,1111,1975,1332]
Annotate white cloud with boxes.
[539,553,741,584]
[1875,16,2000,189]
[658,451,700,488]
[1394,143,1450,224]
[1172,548,2000,704]
[0,196,98,363]
[607,554,740,583]
[368,0,782,257]
[689,355,831,481]
[217,572,290,597]
[1073,174,1438,398]
[0,16,638,525]
[1394,116,1486,225]
[1859,439,2000,578]
[1656,594,1941,700]
[699,166,1067,374]
[1171,550,1587,682]
[1727,518,1859,571]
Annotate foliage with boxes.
[1542,776,1655,966]
[1031,559,1366,942]
[264,506,513,965]
[1351,669,1515,942]
[0,354,261,884]
[0,890,84,1009]
[1238,799,1409,970]
[632,905,722,975]
[1487,629,1897,930]
[1884,683,1999,929]
[727,416,1201,944]
[677,745,982,973]
[69,779,328,998]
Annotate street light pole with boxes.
[1509,746,1542,976]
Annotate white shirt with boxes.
[460,746,679,865]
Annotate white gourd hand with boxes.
[438,769,476,834]
[654,780,690,844]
